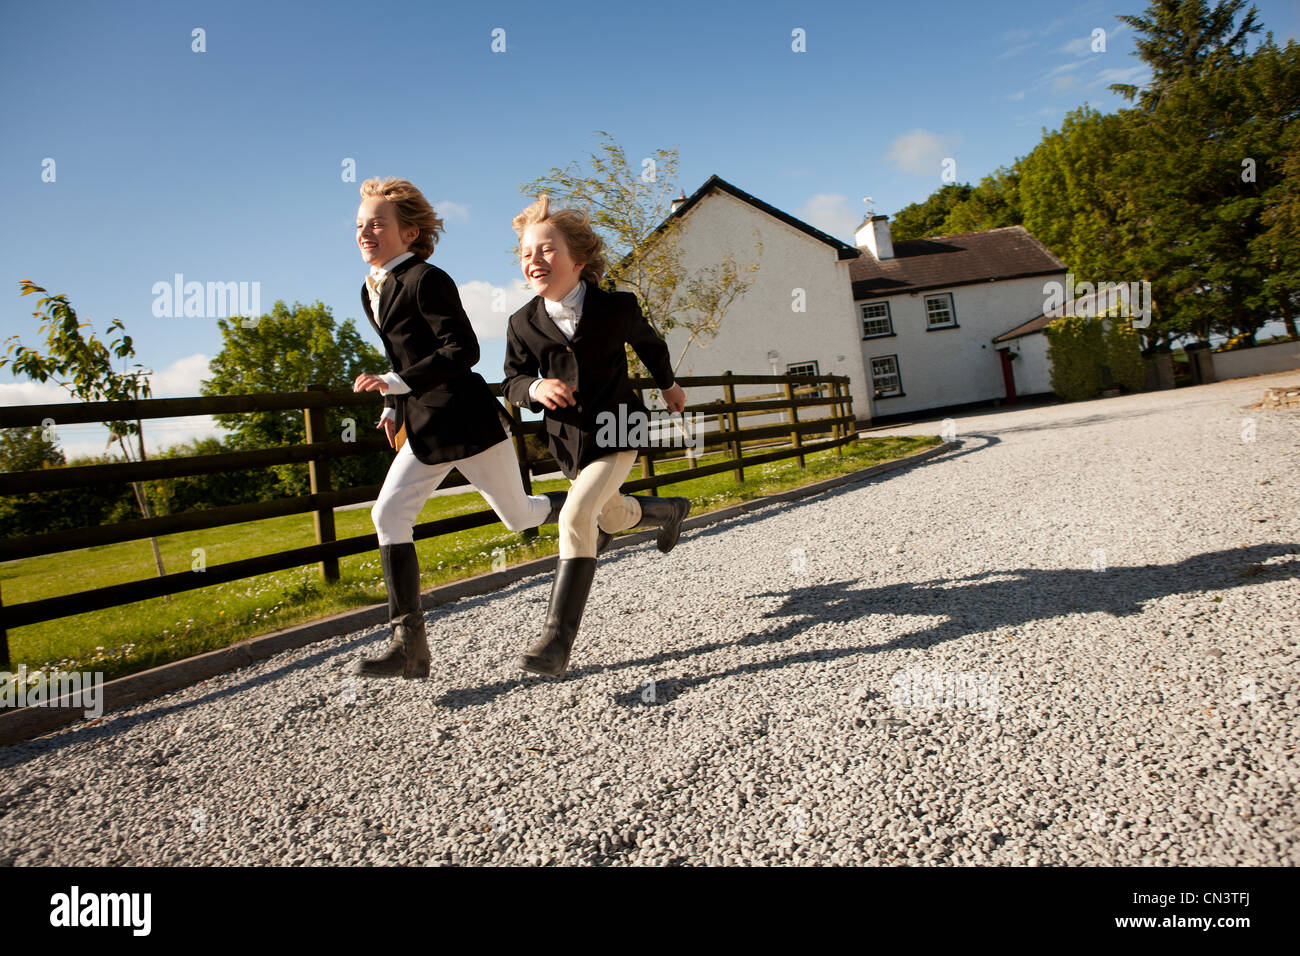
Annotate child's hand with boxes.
[354,372,389,393]
[535,378,577,409]
[377,417,397,448]
[663,383,687,413]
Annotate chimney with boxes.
[855,214,894,260]
[670,193,688,213]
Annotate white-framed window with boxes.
[925,293,957,328]
[786,360,824,398]
[861,301,893,338]
[870,355,902,397]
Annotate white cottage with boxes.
[646,176,868,419]
[639,175,1068,425]
[850,219,1067,419]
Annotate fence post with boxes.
[833,380,845,456]
[783,379,805,469]
[722,370,743,484]
[509,403,538,541]
[639,387,659,496]
[304,383,339,583]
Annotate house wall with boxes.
[1004,333,1053,395]
[654,190,871,431]
[856,272,1064,416]
[1211,339,1300,380]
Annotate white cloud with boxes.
[1044,58,1088,78]
[1060,34,1095,56]
[148,353,210,397]
[435,200,470,221]
[996,42,1034,60]
[0,378,72,407]
[798,194,861,241]
[884,129,962,176]
[458,279,534,340]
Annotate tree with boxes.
[937,164,1023,235]
[1,282,166,574]
[1243,37,1300,340]
[1120,30,1297,346]
[0,426,64,472]
[2,282,152,439]
[1110,0,1262,108]
[889,183,974,241]
[519,131,761,378]
[202,300,390,497]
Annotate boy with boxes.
[352,178,565,679]
[503,194,690,677]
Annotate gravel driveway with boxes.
[2,371,1297,866]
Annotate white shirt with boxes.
[528,280,586,403]
[369,252,415,422]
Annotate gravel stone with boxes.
[1,372,1297,865]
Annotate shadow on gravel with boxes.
[437,541,1299,710]
[975,406,1169,435]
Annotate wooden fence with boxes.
[0,372,855,665]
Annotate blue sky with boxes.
[3,0,1297,457]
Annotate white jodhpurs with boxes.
[558,449,642,559]
[371,437,551,546]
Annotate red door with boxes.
[998,348,1017,404]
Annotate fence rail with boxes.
[0,372,855,664]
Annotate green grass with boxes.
[1,435,939,688]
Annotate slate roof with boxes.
[992,281,1136,343]
[850,225,1065,301]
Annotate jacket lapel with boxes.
[569,281,601,345]
[529,294,575,347]
[377,255,421,330]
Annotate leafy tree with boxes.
[1110,0,1262,107]
[1,282,152,442]
[889,183,974,241]
[1120,31,1296,345]
[0,282,165,573]
[0,426,64,472]
[1243,37,1300,340]
[202,300,390,498]
[519,131,762,377]
[937,164,1024,235]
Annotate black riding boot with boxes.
[357,542,430,679]
[542,491,567,524]
[629,495,691,553]
[518,557,598,677]
[593,496,691,554]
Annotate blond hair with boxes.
[359,177,444,260]
[512,194,606,284]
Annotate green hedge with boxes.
[1044,309,1147,401]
